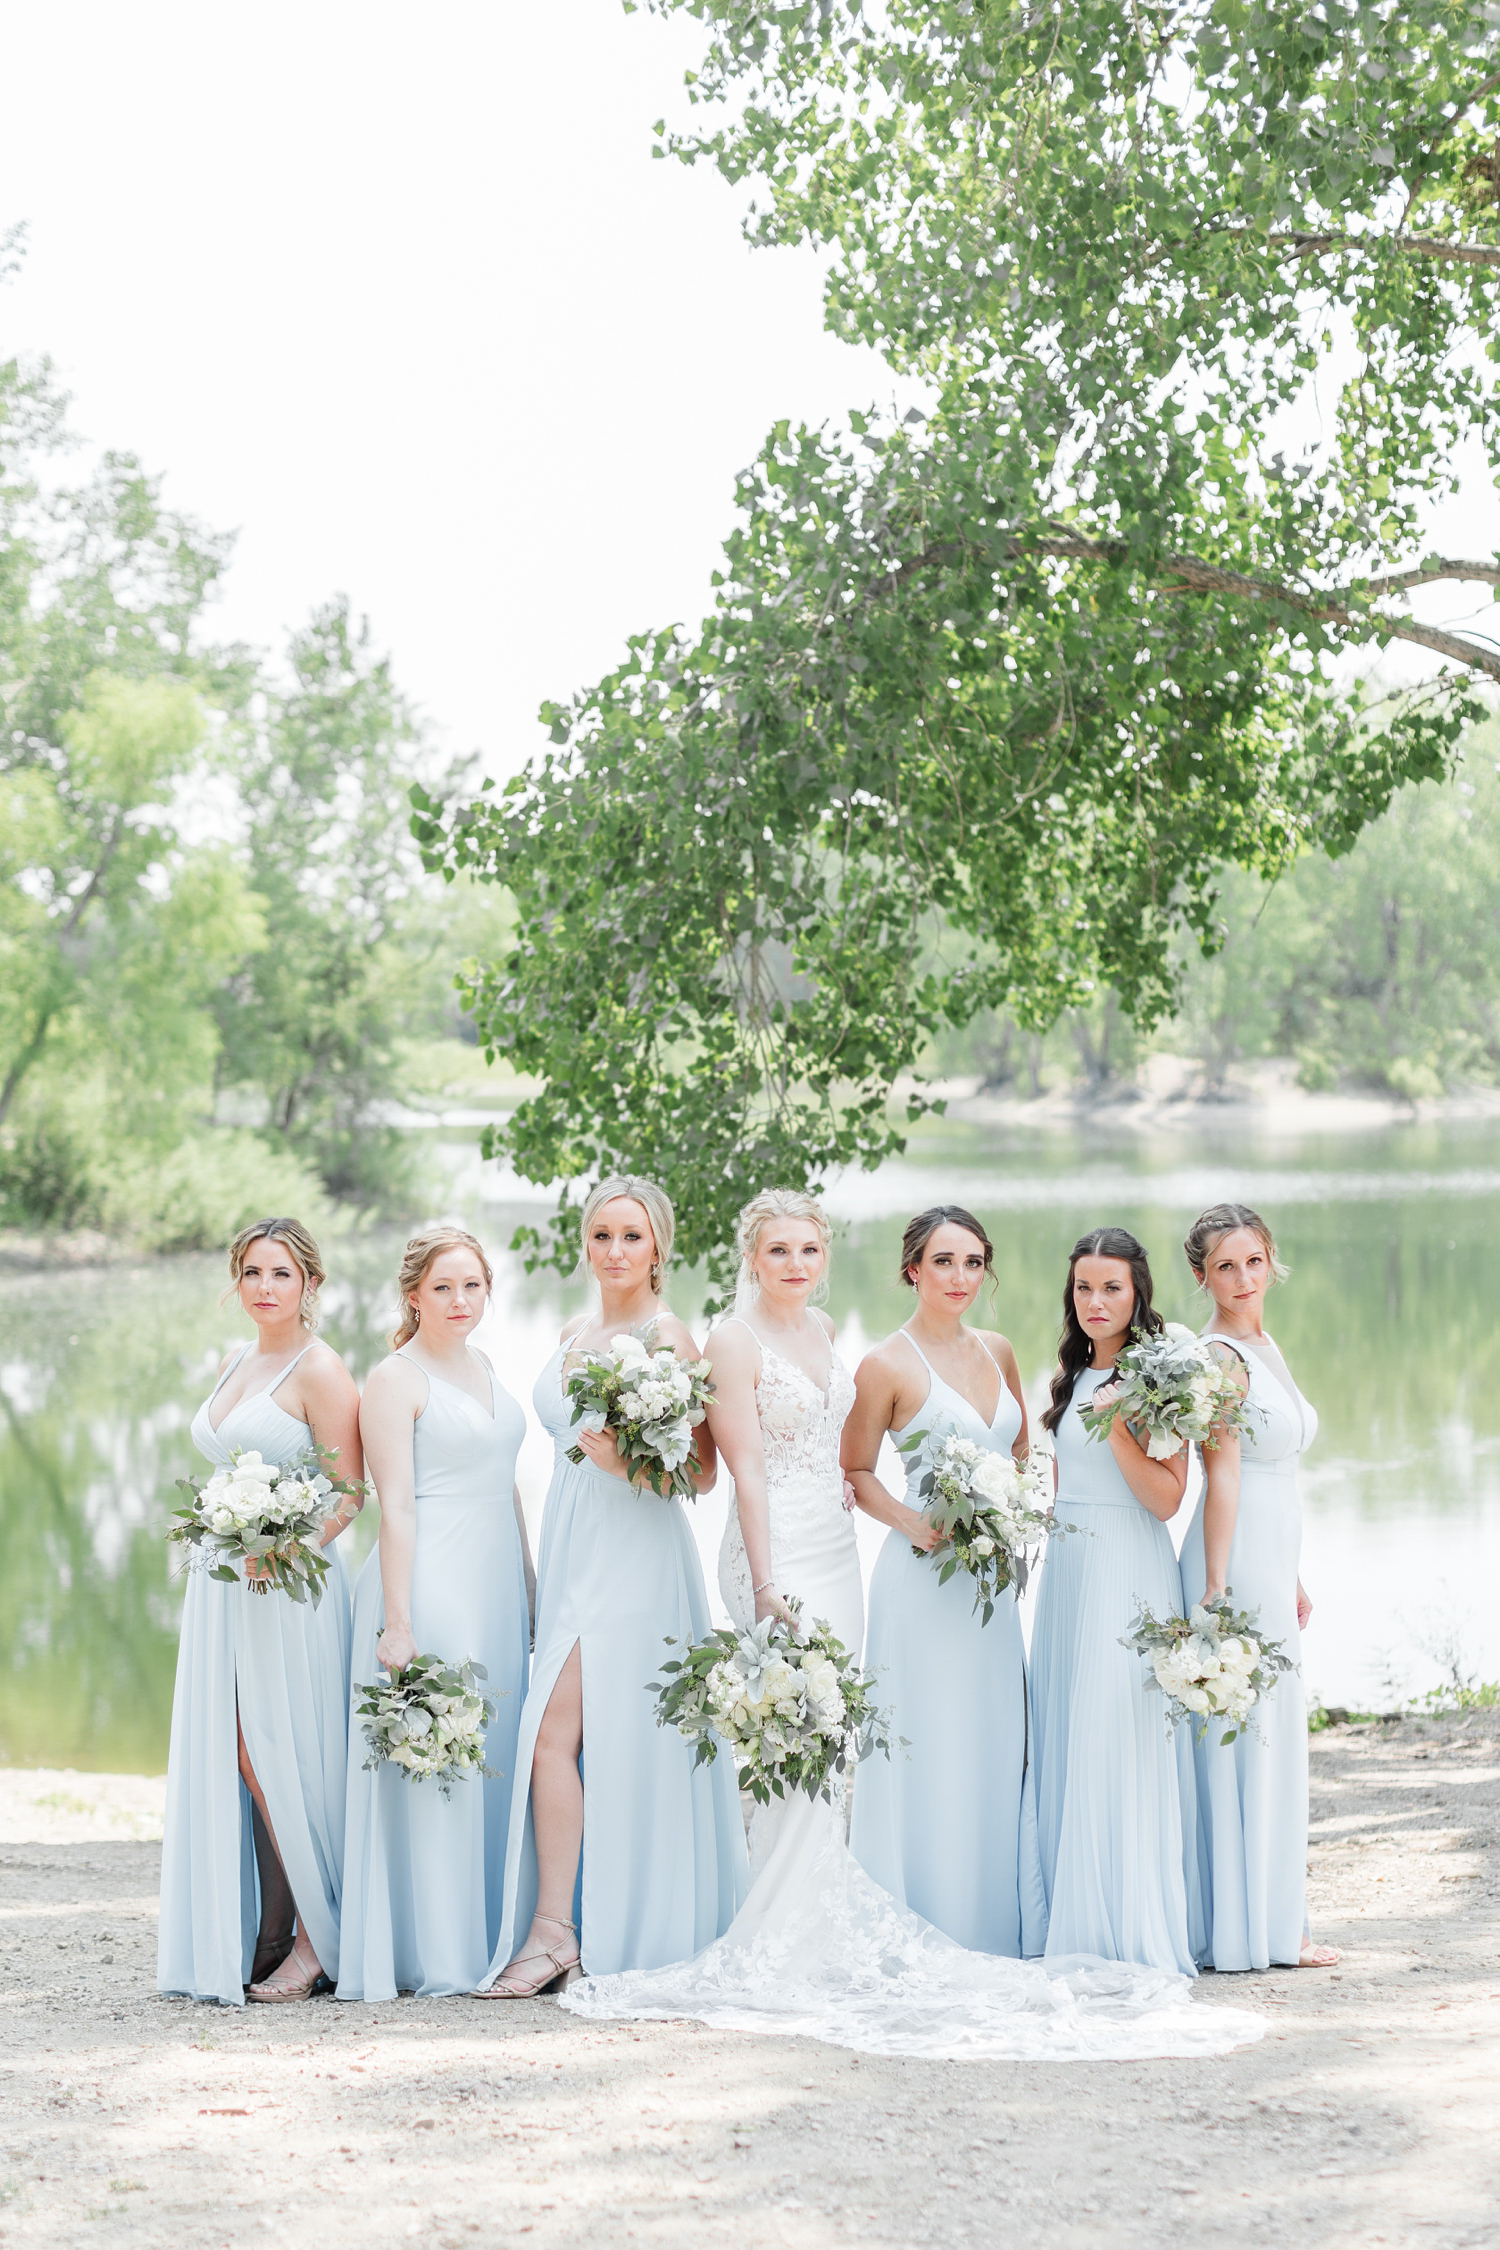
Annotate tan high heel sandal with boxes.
[477,1914,581,1999]
[248,1944,327,2003]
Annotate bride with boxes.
[561,1187,1263,2060]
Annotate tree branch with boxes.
[1269,230,1500,272]
[1023,535,1500,683]
[885,534,1500,684]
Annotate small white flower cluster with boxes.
[910,1433,1059,1619]
[355,1654,499,1799]
[565,1321,713,1498]
[1083,1327,1251,1460]
[167,1446,336,1605]
[1123,1593,1296,1743]
[196,1452,327,1538]
[652,1605,893,1806]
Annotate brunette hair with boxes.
[578,1175,675,1294]
[393,1225,494,1348]
[224,1217,326,1330]
[1183,1201,1289,1286]
[1041,1226,1164,1434]
[899,1205,995,1288]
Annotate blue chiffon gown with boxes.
[337,1354,530,2000]
[1179,1338,1317,1970]
[1029,1364,1205,1976]
[849,1333,1048,1957]
[479,1346,748,1984]
[157,1343,353,2006]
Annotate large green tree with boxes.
[418,0,1500,1289]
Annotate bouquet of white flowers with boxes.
[354,1653,499,1798]
[166,1444,356,1605]
[1082,1327,1250,1461]
[1121,1592,1296,1743]
[650,1601,894,1806]
[902,1432,1060,1622]
[565,1319,714,1500]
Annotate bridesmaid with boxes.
[1029,1226,1206,1976]
[844,1206,1047,1957]
[1179,1201,1339,1972]
[336,1227,532,2001]
[157,1217,362,2006]
[478,1176,747,1996]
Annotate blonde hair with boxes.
[1183,1202,1289,1288]
[224,1217,326,1330]
[393,1225,494,1347]
[734,1187,832,1309]
[578,1175,675,1295]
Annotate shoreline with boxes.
[6,1066,1499,1274]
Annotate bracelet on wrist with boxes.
[753,1580,775,1596]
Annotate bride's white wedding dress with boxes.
[560,1325,1262,2060]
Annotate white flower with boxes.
[970,1535,996,1557]
[968,1453,1019,1506]
[1180,1685,1211,1714]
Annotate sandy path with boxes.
[1,1713,1496,2249]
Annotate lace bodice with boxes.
[717,1322,860,1640]
[754,1342,856,1505]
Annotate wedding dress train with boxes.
[560,1326,1262,2060]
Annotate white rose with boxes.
[970,1535,996,1558]
[1180,1686,1211,1714]
[209,1507,237,1535]
[969,1454,1018,1506]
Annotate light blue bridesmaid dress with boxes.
[336,1354,530,2000]
[480,1346,748,1984]
[849,1333,1048,1957]
[1179,1338,1316,1970]
[1029,1363,1205,1976]
[157,1344,352,2006]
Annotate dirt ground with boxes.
[1,1712,1497,2250]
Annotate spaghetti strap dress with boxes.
[1028,1365,1205,1977]
[1178,1338,1317,1969]
[849,1332,1048,1957]
[478,1347,747,1985]
[337,1354,530,2000]
[157,1344,353,2006]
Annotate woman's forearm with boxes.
[1107,1422,1187,1520]
[848,1467,924,1537]
[1199,1442,1240,1594]
[378,1505,418,1630]
[733,1475,776,1590]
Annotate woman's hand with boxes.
[1196,1583,1226,1608]
[841,1477,858,1515]
[754,1582,796,1628]
[905,1507,948,1555]
[1297,1580,1313,1630]
[377,1620,419,1673]
[576,1425,630,1480]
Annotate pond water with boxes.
[3,1114,1498,1773]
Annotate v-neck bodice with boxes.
[893,1329,1022,1502]
[1208,1334,1318,1467]
[189,1344,315,1471]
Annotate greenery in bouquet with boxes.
[564,1319,714,1500]
[1122,1592,1296,1744]
[650,1600,894,1806]
[166,1442,361,1605]
[1082,1328,1250,1460]
[900,1431,1060,1622]
[354,1653,499,1798]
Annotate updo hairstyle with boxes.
[577,1175,676,1295]
[224,1216,326,1330]
[393,1225,494,1348]
[1041,1225,1164,1434]
[1183,1201,1289,1286]
[899,1204,995,1288]
[735,1187,832,1306]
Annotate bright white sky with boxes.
[2,1,1494,782]
[0,0,902,777]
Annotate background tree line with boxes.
[934,723,1500,1107]
[0,339,493,1248]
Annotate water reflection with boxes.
[3,1119,1497,1771]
